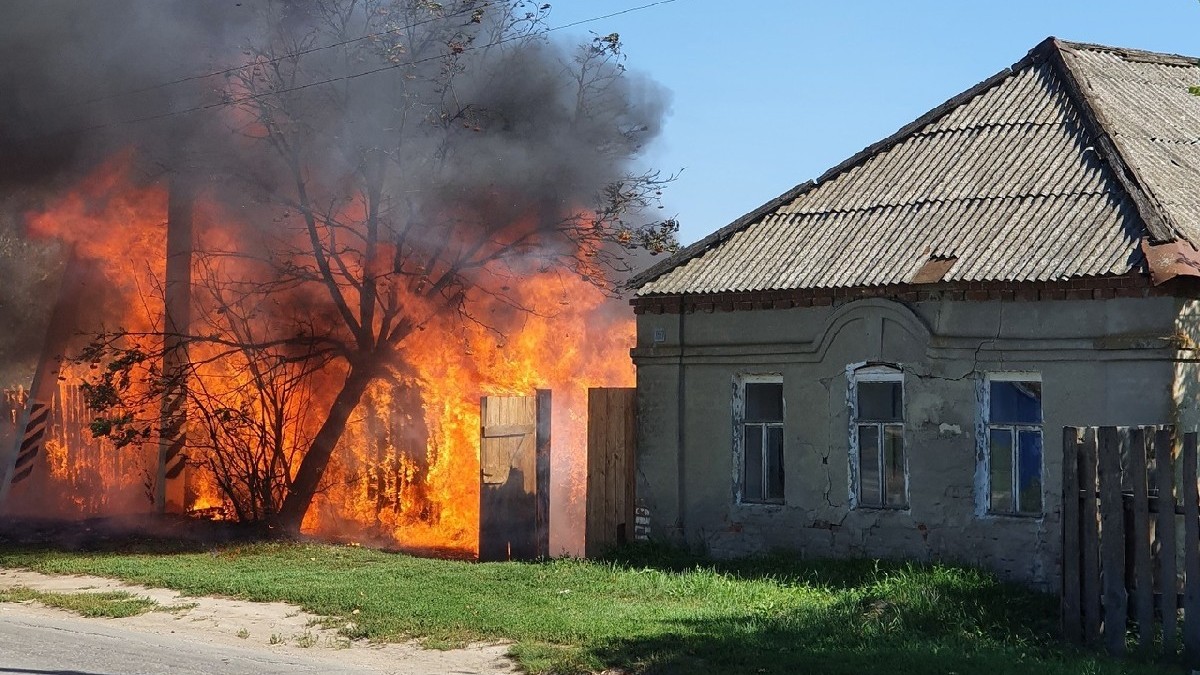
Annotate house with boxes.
[627,37,1200,589]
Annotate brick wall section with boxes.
[631,274,1200,314]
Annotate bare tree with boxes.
[81,0,676,532]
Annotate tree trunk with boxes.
[275,365,375,532]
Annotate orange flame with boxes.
[12,154,634,556]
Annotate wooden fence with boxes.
[584,387,636,557]
[1062,425,1198,665]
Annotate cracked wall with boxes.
[632,295,1182,590]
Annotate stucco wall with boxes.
[632,295,1183,589]
[1174,300,1200,432]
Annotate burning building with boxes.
[0,0,672,557]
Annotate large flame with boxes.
[9,155,633,556]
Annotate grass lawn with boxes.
[0,586,159,618]
[0,541,1173,674]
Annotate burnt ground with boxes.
[0,514,478,562]
[0,514,273,553]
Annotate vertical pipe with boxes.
[676,297,687,542]
[157,175,193,514]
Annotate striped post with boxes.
[11,402,50,485]
[0,252,91,510]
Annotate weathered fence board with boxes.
[1127,427,1153,651]
[1061,427,1081,644]
[1080,427,1102,645]
[1184,433,1200,663]
[1064,425,1198,668]
[1096,426,1126,656]
[585,387,636,558]
[1157,427,1178,654]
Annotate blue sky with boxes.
[550,0,1200,244]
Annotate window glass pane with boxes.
[767,426,784,501]
[990,381,1042,425]
[990,428,1014,513]
[1017,430,1043,514]
[745,382,783,423]
[858,380,902,422]
[884,424,906,508]
[743,425,763,501]
[858,424,881,507]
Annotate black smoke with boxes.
[0,1,670,214]
[0,1,253,188]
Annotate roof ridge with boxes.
[1045,37,1179,243]
[628,38,1061,291]
[1054,38,1200,67]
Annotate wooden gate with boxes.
[584,387,636,557]
[478,390,550,562]
[1062,425,1199,666]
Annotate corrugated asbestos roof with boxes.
[632,38,1200,296]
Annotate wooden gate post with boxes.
[535,389,551,560]
[478,392,551,562]
[584,387,636,557]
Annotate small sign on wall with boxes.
[634,506,651,541]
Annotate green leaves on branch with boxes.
[77,338,157,449]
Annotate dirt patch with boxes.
[0,568,515,674]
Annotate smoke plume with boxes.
[0,0,671,555]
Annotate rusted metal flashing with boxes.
[1141,239,1200,285]
[910,256,958,285]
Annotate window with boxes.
[737,376,784,504]
[851,367,907,509]
[985,375,1043,516]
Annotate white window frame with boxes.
[733,373,785,505]
[848,364,908,510]
[977,372,1044,518]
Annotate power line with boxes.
[25,0,678,143]
[71,1,487,108]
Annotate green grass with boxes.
[0,585,158,618]
[0,542,1173,674]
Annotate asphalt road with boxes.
[0,604,463,675]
